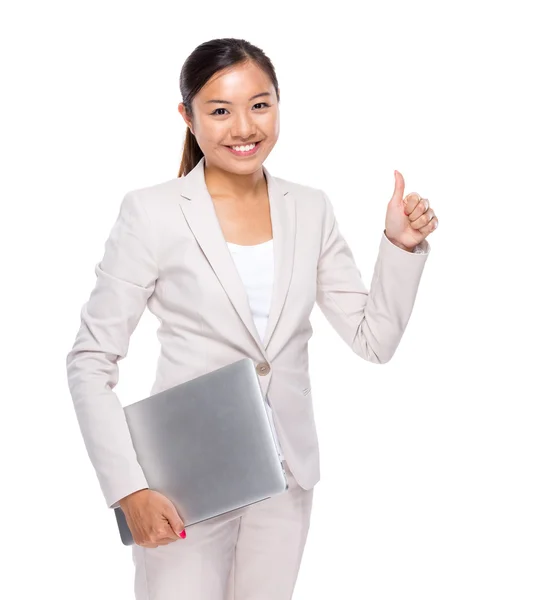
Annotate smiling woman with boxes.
[66,35,434,600]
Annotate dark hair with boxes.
[178,38,280,177]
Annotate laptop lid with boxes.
[114,357,287,545]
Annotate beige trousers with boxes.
[131,461,315,599]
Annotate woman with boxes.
[66,37,438,599]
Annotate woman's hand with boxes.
[119,488,187,547]
[384,170,439,251]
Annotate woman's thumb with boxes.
[165,505,186,537]
[391,170,405,207]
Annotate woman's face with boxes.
[178,61,280,174]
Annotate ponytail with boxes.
[178,125,204,178]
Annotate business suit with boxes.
[66,155,430,598]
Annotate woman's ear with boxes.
[177,102,194,133]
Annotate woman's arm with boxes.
[66,191,158,509]
[315,190,430,364]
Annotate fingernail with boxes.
[179,530,186,539]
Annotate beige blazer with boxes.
[66,156,431,510]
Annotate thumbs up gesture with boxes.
[384,170,439,251]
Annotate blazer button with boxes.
[256,362,271,376]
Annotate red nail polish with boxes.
[180,530,186,539]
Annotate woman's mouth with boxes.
[224,141,262,157]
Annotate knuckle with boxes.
[424,209,434,224]
[151,528,163,544]
[141,529,161,545]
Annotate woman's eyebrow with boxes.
[205,92,271,105]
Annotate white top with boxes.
[226,238,284,460]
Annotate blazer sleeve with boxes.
[65,191,158,509]
[315,189,430,364]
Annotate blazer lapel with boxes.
[177,156,297,356]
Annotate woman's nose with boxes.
[230,117,257,139]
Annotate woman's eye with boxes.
[210,102,270,116]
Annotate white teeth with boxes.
[230,143,256,152]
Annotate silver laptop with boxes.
[114,357,288,545]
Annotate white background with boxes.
[2,1,539,598]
